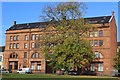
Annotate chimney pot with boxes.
[51,17,55,22]
[14,21,16,25]
[112,11,114,16]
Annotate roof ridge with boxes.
[7,16,112,31]
[16,21,48,25]
[84,15,111,19]
[14,15,112,25]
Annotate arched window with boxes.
[31,52,40,58]
[10,53,18,58]
[10,54,12,58]
[95,51,103,59]
[99,52,103,58]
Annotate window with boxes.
[0,56,2,61]
[31,42,35,48]
[24,52,27,58]
[10,53,18,58]
[35,42,39,48]
[95,52,99,58]
[90,40,93,46]
[36,53,39,58]
[32,53,35,58]
[99,53,103,58]
[39,34,42,40]
[10,54,12,58]
[23,66,26,68]
[13,36,17,41]
[39,43,42,48]
[13,54,17,58]
[99,40,103,46]
[13,43,16,49]
[31,62,35,70]
[98,63,103,71]
[16,35,19,40]
[11,43,19,49]
[24,43,28,49]
[10,43,13,49]
[89,32,94,37]
[37,62,41,70]
[16,43,19,49]
[94,40,98,46]
[90,64,95,71]
[50,43,54,48]
[31,52,40,58]
[99,30,103,37]
[24,35,28,40]
[31,34,35,40]
[36,34,39,40]
[95,52,103,59]
[12,35,19,41]
[94,31,98,37]
[10,36,13,41]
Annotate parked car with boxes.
[0,69,9,73]
[17,68,32,74]
[114,72,120,77]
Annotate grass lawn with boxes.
[1,73,120,80]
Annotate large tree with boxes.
[114,50,120,72]
[40,2,95,72]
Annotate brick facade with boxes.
[4,12,117,75]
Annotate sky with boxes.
[1,2,119,46]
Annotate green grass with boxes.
[1,73,120,80]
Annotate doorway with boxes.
[9,61,18,73]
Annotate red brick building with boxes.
[4,12,117,75]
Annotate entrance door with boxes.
[9,62,12,73]
[46,61,53,73]
[14,62,18,70]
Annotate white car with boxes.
[17,68,31,74]
[0,69,9,73]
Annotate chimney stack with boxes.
[51,17,55,22]
[112,11,114,16]
[14,21,16,25]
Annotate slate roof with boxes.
[84,16,111,24]
[0,46,5,52]
[7,16,112,31]
[118,42,120,46]
[7,22,49,31]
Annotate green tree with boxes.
[114,50,120,71]
[40,2,95,73]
